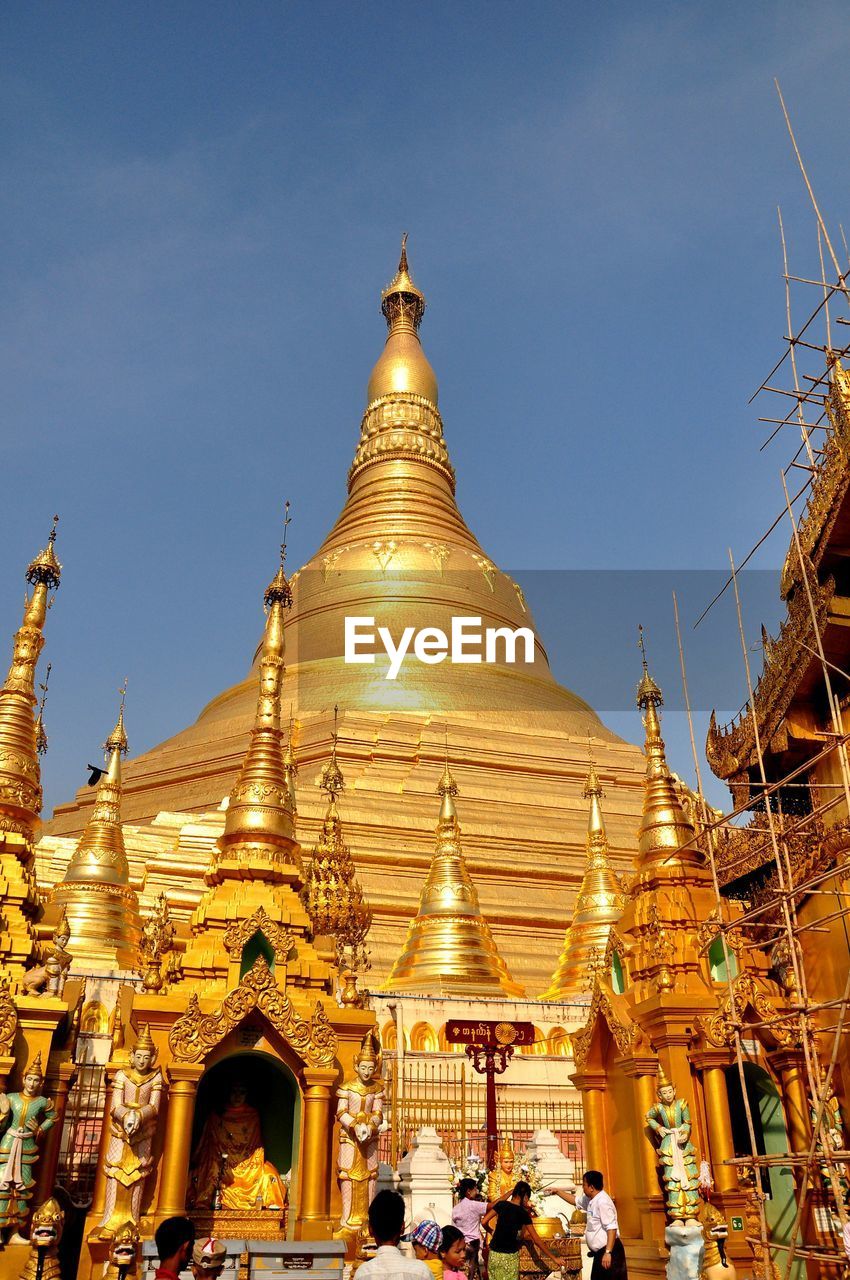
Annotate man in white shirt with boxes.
[559,1170,627,1278]
[356,1189,431,1278]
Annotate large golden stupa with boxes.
[44,240,648,992]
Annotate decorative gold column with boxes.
[36,1060,77,1203]
[770,1048,812,1154]
[572,1071,607,1174]
[693,1050,738,1194]
[299,1066,338,1234]
[623,1057,663,1197]
[156,1064,203,1217]
[90,1065,117,1225]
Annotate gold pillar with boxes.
[693,1050,738,1194]
[770,1048,812,1154]
[623,1058,662,1198]
[156,1063,203,1217]
[299,1066,338,1232]
[572,1071,607,1174]
[90,1065,117,1222]
[37,1060,77,1203]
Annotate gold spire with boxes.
[540,755,626,999]
[302,717,372,971]
[0,517,61,840]
[352,237,452,488]
[383,749,523,996]
[635,629,700,872]
[218,535,296,862]
[283,707,298,813]
[52,687,140,967]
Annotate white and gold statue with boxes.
[99,1024,163,1236]
[336,1030,384,1233]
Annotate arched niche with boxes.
[410,1021,438,1053]
[708,936,738,983]
[240,930,276,979]
[190,1048,300,1191]
[81,1000,109,1035]
[548,1026,570,1057]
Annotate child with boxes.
[412,1219,444,1279]
[452,1178,487,1279]
[439,1225,467,1278]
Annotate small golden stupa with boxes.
[540,758,626,999]
[383,753,523,996]
[51,692,140,968]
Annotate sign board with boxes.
[280,1259,314,1271]
[445,1019,535,1047]
[730,1217,743,1232]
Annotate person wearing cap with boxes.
[191,1237,226,1280]
[411,1220,443,1279]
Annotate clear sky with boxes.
[2,2,849,813]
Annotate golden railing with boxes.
[379,1057,584,1170]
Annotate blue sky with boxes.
[2,2,849,812]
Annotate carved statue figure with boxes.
[645,1066,700,1221]
[21,911,72,997]
[106,1220,140,1280]
[190,1081,287,1211]
[99,1024,163,1236]
[487,1134,517,1201]
[811,1089,849,1202]
[336,1030,384,1232]
[0,1053,56,1237]
[138,893,176,993]
[21,1196,64,1280]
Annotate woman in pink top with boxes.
[451,1179,487,1278]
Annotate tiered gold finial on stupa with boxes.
[217,509,297,870]
[540,755,626,999]
[302,707,372,972]
[636,628,700,873]
[383,745,523,996]
[52,682,140,967]
[350,237,453,488]
[0,517,61,842]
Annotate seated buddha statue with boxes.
[189,1081,287,1211]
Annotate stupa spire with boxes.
[0,517,61,841]
[540,753,626,999]
[350,237,453,489]
[218,511,296,861]
[382,744,523,996]
[635,628,700,871]
[52,684,140,967]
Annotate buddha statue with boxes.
[645,1065,700,1221]
[190,1080,287,1211]
[487,1135,516,1201]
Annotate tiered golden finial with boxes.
[52,681,140,968]
[383,741,523,996]
[636,628,700,872]
[217,505,297,868]
[302,707,372,981]
[351,237,453,488]
[540,750,627,999]
[0,517,61,841]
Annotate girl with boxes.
[482,1180,561,1280]
[439,1225,467,1278]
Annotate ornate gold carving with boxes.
[571,984,643,1070]
[223,908,295,964]
[0,979,18,1053]
[348,393,455,490]
[698,973,796,1049]
[370,541,399,573]
[168,957,337,1067]
[424,542,450,574]
[471,554,496,592]
[707,570,834,779]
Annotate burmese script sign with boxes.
[445,1019,535,1047]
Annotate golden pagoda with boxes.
[50,690,140,969]
[46,240,648,995]
[0,518,61,977]
[383,753,523,996]
[540,758,626,999]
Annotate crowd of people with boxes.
[148,1167,627,1280]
